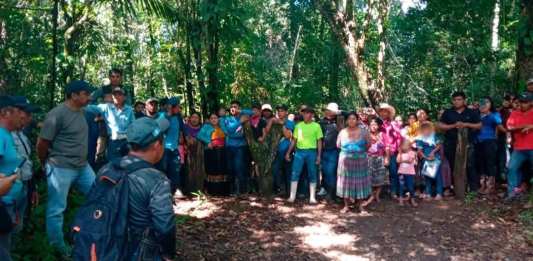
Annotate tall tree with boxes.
[516,0,533,85]
[315,0,390,107]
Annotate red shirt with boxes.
[507,109,533,150]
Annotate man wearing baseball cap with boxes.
[119,117,176,260]
[10,96,40,234]
[319,102,343,201]
[36,80,96,255]
[285,107,323,204]
[506,92,533,201]
[156,97,186,199]
[87,86,134,162]
[0,95,25,261]
[144,97,159,119]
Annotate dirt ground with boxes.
[174,195,533,261]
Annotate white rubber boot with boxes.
[309,183,317,204]
[288,182,298,203]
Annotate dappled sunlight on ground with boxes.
[175,196,532,260]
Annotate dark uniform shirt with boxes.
[439,107,481,146]
[122,156,176,258]
[320,117,340,150]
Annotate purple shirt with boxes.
[185,124,201,138]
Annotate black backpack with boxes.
[71,160,152,261]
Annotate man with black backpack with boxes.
[124,117,176,260]
[72,117,176,261]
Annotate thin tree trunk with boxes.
[49,0,59,107]
[206,0,220,114]
[287,25,303,85]
[376,0,390,98]
[490,0,501,96]
[516,0,533,88]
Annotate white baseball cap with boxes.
[325,102,340,113]
[261,104,273,111]
[527,78,533,85]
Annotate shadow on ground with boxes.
[174,195,532,261]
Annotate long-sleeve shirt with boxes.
[86,103,134,140]
[381,120,402,154]
[220,109,253,147]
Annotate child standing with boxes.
[365,118,388,205]
[416,122,444,200]
[397,140,418,206]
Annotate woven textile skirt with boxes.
[337,151,371,199]
[368,155,387,187]
[204,147,230,196]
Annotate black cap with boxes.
[11,96,41,113]
[65,80,95,95]
[276,104,288,111]
[301,107,315,113]
[0,96,16,110]
[127,117,170,149]
[517,92,533,102]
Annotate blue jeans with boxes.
[272,149,291,192]
[424,168,443,197]
[226,146,249,194]
[46,163,95,250]
[291,149,318,184]
[388,153,399,196]
[321,149,339,195]
[107,139,128,162]
[399,174,415,198]
[507,149,533,194]
[159,149,182,194]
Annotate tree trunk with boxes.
[243,120,283,198]
[316,0,387,108]
[48,0,59,107]
[376,0,390,99]
[490,0,501,96]
[206,0,220,115]
[516,0,533,86]
[453,129,469,200]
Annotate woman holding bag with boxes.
[416,122,444,201]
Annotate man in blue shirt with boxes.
[0,95,24,261]
[272,105,295,195]
[157,97,185,199]
[220,101,253,195]
[87,86,134,162]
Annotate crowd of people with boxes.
[0,68,532,260]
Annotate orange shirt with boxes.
[211,126,225,147]
[507,109,533,150]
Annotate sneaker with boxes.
[434,195,443,201]
[317,187,328,196]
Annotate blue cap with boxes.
[0,96,16,110]
[65,80,95,95]
[167,97,180,106]
[518,92,532,102]
[11,96,41,113]
[127,117,169,149]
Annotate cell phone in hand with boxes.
[12,158,27,179]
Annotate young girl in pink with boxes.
[397,139,418,206]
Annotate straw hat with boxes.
[377,103,396,118]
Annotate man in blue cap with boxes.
[10,96,40,233]
[117,117,176,260]
[157,96,186,199]
[36,80,96,255]
[87,86,135,162]
[0,95,24,261]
